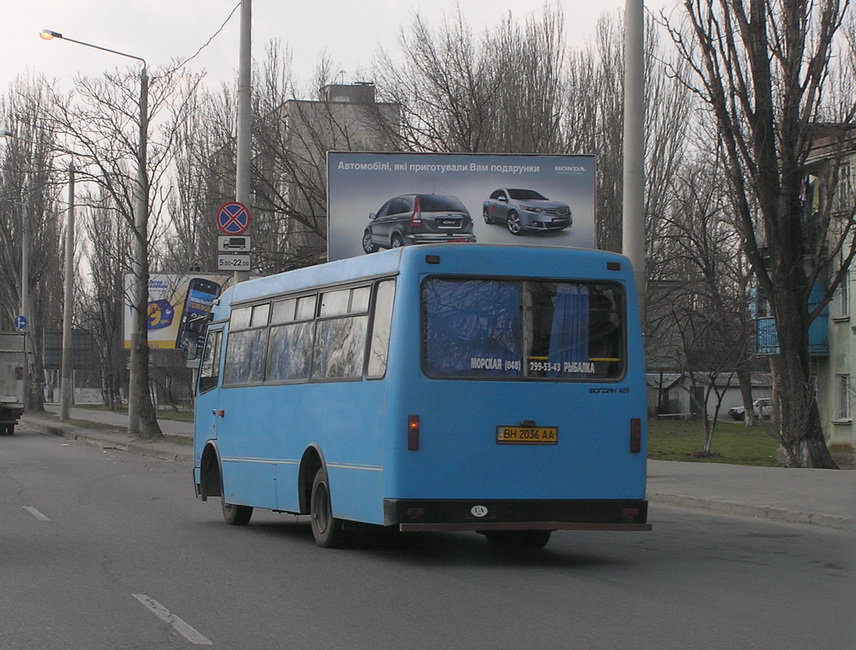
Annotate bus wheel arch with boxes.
[199,442,222,500]
[298,446,324,515]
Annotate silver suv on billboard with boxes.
[362,193,477,253]
[482,188,572,235]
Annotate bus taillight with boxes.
[630,417,641,453]
[408,414,420,450]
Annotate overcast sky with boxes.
[1,1,655,96]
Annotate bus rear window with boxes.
[422,278,625,380]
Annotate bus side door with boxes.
[195,328,224,443]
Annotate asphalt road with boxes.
[2,424,854,649]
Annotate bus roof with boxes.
[211,244,634,321]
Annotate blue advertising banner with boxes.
[327,152,596,261]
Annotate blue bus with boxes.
[193,244,650,549]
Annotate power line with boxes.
[175,2,242,73]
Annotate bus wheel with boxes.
[483,530,552,550]
[221,473,253,526]
[310,467,347,548]
[222,499,253,526]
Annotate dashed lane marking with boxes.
[132,594,212,645]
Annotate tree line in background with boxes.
[0,3,854,467]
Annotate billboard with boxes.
[327,152,596,262]
[123,273,232,350]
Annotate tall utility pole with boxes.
[127,60,150,435]
[234,0,252,284]
[60,162,75,420]
[21,181,31,411]
[622,0,646,309]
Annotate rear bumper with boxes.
[0,405,24,424]
[384,498,650,532]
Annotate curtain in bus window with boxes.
[423,279,522,378]
[547,284,590,377]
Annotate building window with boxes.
[835,374,850,421]
[834,270,850,319]
[833,162,852,213]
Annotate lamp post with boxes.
[41,29,151,435]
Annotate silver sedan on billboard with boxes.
[483,188,572,235]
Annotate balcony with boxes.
[755,284,829,356]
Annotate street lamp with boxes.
[41,29,151,435]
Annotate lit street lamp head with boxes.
[39,28,146,67]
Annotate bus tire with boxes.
[310,467,347,548]
[221,473,253,526]
[483,529,552,550]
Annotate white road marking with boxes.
[132,594,212,645]
[23,506,50,521]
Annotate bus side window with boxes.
[313,285,372,380]
[198,330,222,394]
[367,280,396,378]
[224,302,271,385]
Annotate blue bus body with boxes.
[193,245,650,547]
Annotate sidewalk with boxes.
[22,405,856,532]
[30,404,195,463]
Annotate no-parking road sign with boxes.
[216,201,251,235]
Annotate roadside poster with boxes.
[123,273,233,350]
[327,152,596,262]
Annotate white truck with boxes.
[0,332,26,435]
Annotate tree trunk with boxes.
[769,302,837,468]
[735,363,756,426]
[131,303,162,440]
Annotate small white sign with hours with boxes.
[218,254,251,271]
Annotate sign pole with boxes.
[234,0,252,284]
[61,162,75,420]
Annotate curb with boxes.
[28,419,194,463]
[648,492,855,532]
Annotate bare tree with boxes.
[668,0,854,467]
[0,79,65,412]
[48,64,203,438]
[169,43,401,275]
[374,9,497,153]
[655,153,756,453]
[75,194,133,410]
